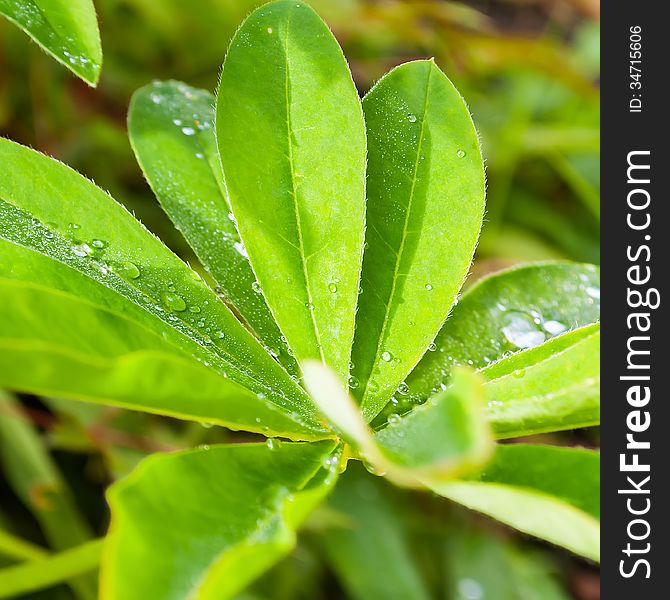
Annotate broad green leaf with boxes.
[0,539,102,600]
[303,363,491,485]
[445,522,570,600]
[128,81,296,374]
[0,281,326,439]
[0,392,97,599]
[433,444,600,561]
[321,465,432,600]
[352,59,486,421]
[404,262,600,401]
[103,441,338,600]
[0,138,326,437]
[216,0,367,382]
[483,324,600,438]
[0,0,102,85]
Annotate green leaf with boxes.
[483,324,600,438]
[445,521,570,600]
[0,539,103,600]
[103,441,339,600]
[0,392,97,599]
[0,282,326,439]
[0,137,326,437]
[321,464,432,600]
[0,0,102,85]
[432,444,600,561]
[216,0,367,382]
[303,363,491,485]
[0,528,47,562]
[351,59,486,421]
[128,80,296,374]
[374,368,493,482]
[404,262,600,402]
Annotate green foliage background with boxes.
[0,1,599,598]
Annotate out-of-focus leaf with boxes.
[445,521,569,600]
[128,80,296,374]
[217,1,366,382]
[102,441,338,600]
[0,528,46,561]
[321,464,431,600]
[303,363,491,486]
[0,0,102,84]
[373,368,493,482]
[404,262,600,401]
[0,539,102,599]
[351,59,485,421]
[0,138,326,436]
[0,392,97,599]
[483,325,600,438]
[433,445,600,561]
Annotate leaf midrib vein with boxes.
[362,65,433,406]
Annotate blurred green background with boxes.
[0,1,599,599]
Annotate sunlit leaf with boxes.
[351,59,485,421]
[433,444,600,561]
[128,80,296,373]
[217,0,367,382]
[0,0,102,84]
[103,441,338,600]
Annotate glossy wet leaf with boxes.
[128,81,296,374]
[103,441,338,600]
[0,282,325,439]
[0,138,325,437]
[404,262,600,402]
[217,0,366,382]
[483,324,600,438]
[321,465,431,600]
[0,0,101,85]
[303,363,491,485]
[352,60,486,421]
[433,444,600,561]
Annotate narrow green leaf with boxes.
[128,81,296,374]
[216,0,367,382]
[432,445,600,561]
[0,138,326,436]
[102,441,339,600]
[0,0,102,85]
[0,528,47,562]
[374,368,493,482]
[404,262,600,401]
[483,325,600,438]
[0,392,97,599]
[352,60,486,421]
[321,465,432,600]
[0,539,103,600]
[0,282,326,439]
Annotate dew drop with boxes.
[172,118,182,126]
[267,27,273,33]
[71,243,93,257]
[425,283,433,291]
[407,113,417,123]
[457,149,466,158]
[381,351,392,362]
[215,330,226,339]
[457,578,483,600]
[428,342,437,352]
[162,292,187,312]
[387,413,401,425]
[266,438,278,450]
[251,281,262,294]
[397,382,410,395]
[328,283,338,293]
[181,126,196,136]
[502,311,546,349]
[91,239,105,249]
[348,375,359,389]
[543,320,566,335]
